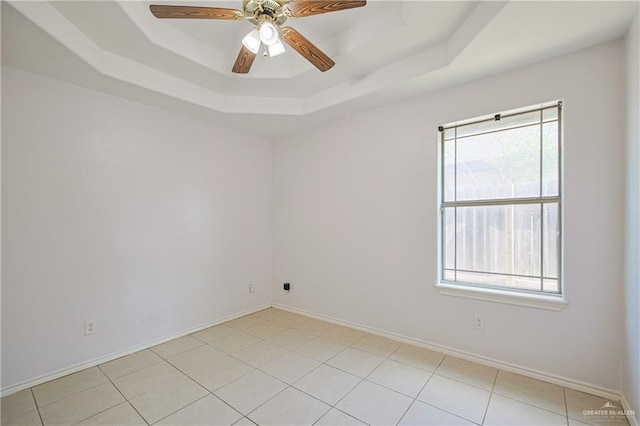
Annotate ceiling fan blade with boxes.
[232,45,257,74]
[283,0,366,18]
[280,27,335,72]
[149,5,244,20]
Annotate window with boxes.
[438,102,563,303]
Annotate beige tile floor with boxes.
[1,308,631,426]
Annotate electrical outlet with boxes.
[249,284,255,293]
[84,320,96,336]
[474,314,484,331]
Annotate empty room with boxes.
[1,0,639,425]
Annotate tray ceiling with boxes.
[2,1,637,138]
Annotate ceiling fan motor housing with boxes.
[244,0,287,25]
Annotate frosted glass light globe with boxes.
[259,22,279,46]
[241,29,261,54]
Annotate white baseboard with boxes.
[0,304,270,398]
[4,301,636,426]
[273,303,624,403]
[621,392,638,426]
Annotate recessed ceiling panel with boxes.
[3,0,637,137]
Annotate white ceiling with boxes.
[2,1,638,138]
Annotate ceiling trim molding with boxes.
[5,0,507,116]
[117,1,229,74]
[8,1,303,115]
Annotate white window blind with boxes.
[439,101,563,295]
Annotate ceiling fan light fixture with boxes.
[242,29,261,54]
[258,21,279,46]
[268,39,286,57]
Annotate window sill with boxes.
[435,282,568,311]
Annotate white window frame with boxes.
[435,101,567,311]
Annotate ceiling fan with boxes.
[149,0,366,74]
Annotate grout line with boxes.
[149,393,211,425]
[396,355,491,425]
[310,402,335,426]
[491,390,570,419]
[480,366,499,425]
[396,398,417,425]
[324,339,370,423]
[68,394,134,425]
[96,364,150,425]
[343,341,487,425]
[70,406,123,425]
[408,368,487,426]
[148,336,250,422]
[207,393,247,422]
[563,387,570,426]
[413,368,435,403]
[414,399,483,425]
[429,371,495,393]
[416,370,435,397]
[153,356,235,424]
[244,384,293,422]
[189,321,300,420]
[186,365,247,423]
[31,369,109,410]
[258,317,430,425]
[30,388,45,426]
[108,357,165,382]
[251,322,372,423]
[330,376,368,423]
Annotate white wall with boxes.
[1,67,272,389]
[273,40,626,391]
[624,7,640,414]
